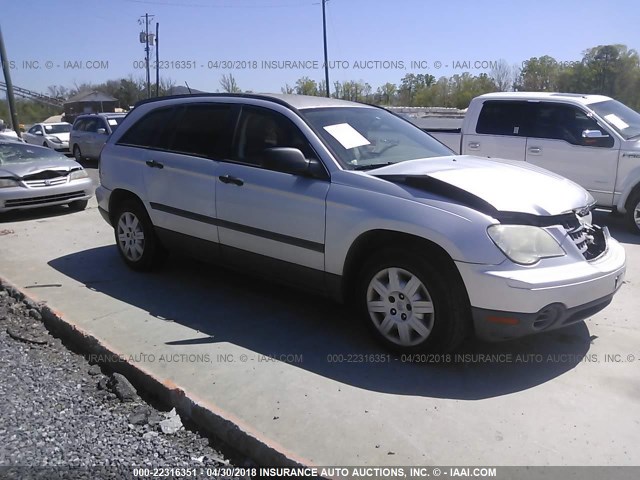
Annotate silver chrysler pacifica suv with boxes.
[96,94,626,352]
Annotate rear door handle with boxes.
[468,142,480,150]
[145,160,164,169]
[528,147,542,154]
[219,175,244,186]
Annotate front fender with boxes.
[324,182,504,276]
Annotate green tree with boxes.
[515,55,560,91]
[294,77,319,96]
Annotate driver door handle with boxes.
[145,160,164,169]
[219,175,244,186]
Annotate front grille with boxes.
[5,191,86,208]
[21,170,70,188]
[563,216,607,261]
[24,177,68,188]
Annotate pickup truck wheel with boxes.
[114,200,166,271]
[626,192,640,234]
[357,248,468,353]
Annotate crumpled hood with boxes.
[370,155,594,216]
[0,158,79,178]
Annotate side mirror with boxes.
[582,129,609,139]
[263,147,312,176]
[35,131,43,136]
[97,128,107,135]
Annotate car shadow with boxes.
[0,205,81,223]
[49,244,596,400]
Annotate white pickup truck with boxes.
[426,92,640,233]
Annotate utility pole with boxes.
[155,22,160,97]
[321,0,330,97]
[145,13,150,98]
[139,14,154,99]
[0,24,20,137]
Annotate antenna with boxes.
[185,82,192,94]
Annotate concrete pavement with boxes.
[1,190,640,467]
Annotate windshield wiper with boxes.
[351,162,395,171]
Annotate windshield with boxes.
[43,124,71,134]
[0,143,68,165]
[589,100,640,140]
[300,107,453,170]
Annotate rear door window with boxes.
[167,104,234,159]
[117,107,177,149]
[476,101,529,136]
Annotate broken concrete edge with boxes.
[0,276,316,469]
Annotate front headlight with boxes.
[0,178,20,188]
[487,224,565,265]
[47,136,62,143]
[69,169,88,180]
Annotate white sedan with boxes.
[23,122,72,153]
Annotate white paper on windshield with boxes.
[605,113,629,130]
[323,123,370,149]
[108,119,118,126]
[44,125,53,131]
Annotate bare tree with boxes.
[490,59,515,92]
[220,73,241,93]
[281,83,295,94]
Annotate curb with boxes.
[0,276,313,469]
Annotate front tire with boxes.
[356,248,469,353]
[113,200,166,271]
[625,191,640,234]
[73,145,83,162]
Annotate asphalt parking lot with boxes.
[1,164,639,467]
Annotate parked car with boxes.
[96,94,626,352]
[426,92,640,233]
[22,122,72,152]
[0,133,24,143]
[70,113,126,162]
[0,140,93,213]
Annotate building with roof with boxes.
[63,91,117,123]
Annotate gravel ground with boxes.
[0,288,244,479]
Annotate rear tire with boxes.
[113,200,167,271]
[625,190,640,234]
[68,199,88,211]
[356,247,469,353]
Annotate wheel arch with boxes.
[623,181,640,211]
[341,229,471,309]
[108,188,147,225]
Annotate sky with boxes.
[1,0,639,96]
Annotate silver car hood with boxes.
[370,155,594,216]
[0,158,79,178]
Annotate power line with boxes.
[125,0,311,8]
